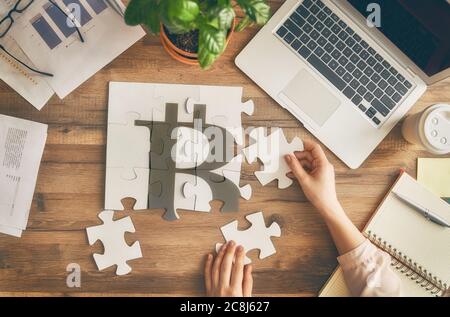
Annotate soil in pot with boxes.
[164,26,199,54]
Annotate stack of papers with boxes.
[0,114,48,237]
[0,0,145,109]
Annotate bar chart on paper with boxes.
[28,0,107,50]
[9,0,145,98]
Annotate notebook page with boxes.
[365,173,450,287]
[319,266,433,297]
[319,268,351,297]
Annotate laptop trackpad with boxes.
[280,69,340,127]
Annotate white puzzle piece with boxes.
[185,86,254,145]
[210,154,252,200]
[86,210,142,275]
[105,167,149,210]
[106,113,151,179]
[175,172,208,212]
[154,83,199,123]
[181,174,213,212]
[222,170,252,200]
[215,211,281,264]
[182,153,251,210]
[243,128,303,189]
[108,82,164,124]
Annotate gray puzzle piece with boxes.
[148,169,176,220]
[148,168,199,221]
[195,170,240,212]
[189,103,238,171]
[136,103,179,171]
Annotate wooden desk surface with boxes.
[0,0,449,297]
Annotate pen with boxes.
[393,192,450,228]
[105,0,125,17]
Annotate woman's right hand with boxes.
[285,140,344,220]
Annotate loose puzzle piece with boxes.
[243,128,303,189]
[106,112,151,179]
[215,211,281,264]
[86,210,142,275]
[105,167,149,210]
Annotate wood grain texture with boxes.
[0,0,449,297]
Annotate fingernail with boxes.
[285,155,291,162]
[229,240,235,246]
[207,254,212,260]
[237,245,244,252]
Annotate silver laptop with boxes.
[236,0,450,168]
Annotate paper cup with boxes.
[401,104,450,155]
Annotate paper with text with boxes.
[0,114,47,237]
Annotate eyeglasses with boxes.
[0,0,85,77]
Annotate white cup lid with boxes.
[423,104,450,154]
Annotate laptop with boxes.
[236,0,450,168]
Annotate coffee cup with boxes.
[401,104,450,155]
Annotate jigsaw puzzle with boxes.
[243,127,303,189]
[105,82,254,219]
[86,210,142,275]
[215,211,281,264]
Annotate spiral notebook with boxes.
[319,171,450,297]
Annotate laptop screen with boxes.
[347,0,450,77]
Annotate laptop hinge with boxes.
[405,67,419,79]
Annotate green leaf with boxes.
[125,0,160,33]
[161,0,200,33]
[200,25,226,55]
[217,6,235,30]
[237,0,270,25]
[217,0,231,6]
[168,0,200,23]
[235,15,252,32]
[198,45,218,69]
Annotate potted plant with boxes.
[124,0,270,69]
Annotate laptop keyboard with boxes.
[275,0,414,126]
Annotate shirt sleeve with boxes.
[337,239,402,297]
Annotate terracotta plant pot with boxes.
[160,19,236,66]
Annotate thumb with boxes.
[285,154,309,184]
